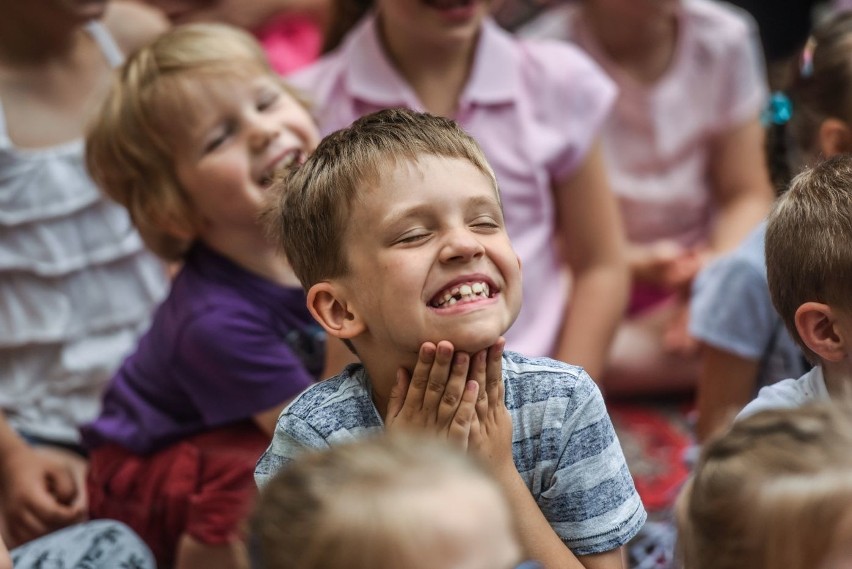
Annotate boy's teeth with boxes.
[431,281,492,308]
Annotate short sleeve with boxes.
[177,309,316,426]
[690,256,777,360]
[537,372,646,554]
[254,413,328,488]
[519,41,617,182]
[715,8,768,130]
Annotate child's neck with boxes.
[582,6,678,85]
[358,347,420,421]
[822,360,852,399]
[376,16,477,119]
[202,230,301,287]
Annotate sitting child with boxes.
[80,23,349,569]
[738,154,852,418]
[690,12,852,441]
[677,402,852,569]
[252,434,541,569]
[256,108,646,569]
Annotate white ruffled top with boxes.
[0,21,168,444]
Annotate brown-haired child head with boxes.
[263,109,522,381]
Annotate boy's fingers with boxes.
[436,352,470,427]
[405,342,437,413]
[486,337,505,409]
[421,341,454,417]
[385,369,409,423]
[470,349,489,420]
[447,380,478,448]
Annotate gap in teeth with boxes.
[433,281,491,307]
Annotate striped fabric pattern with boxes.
[255,351,646,555]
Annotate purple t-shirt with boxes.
[80,244,323,454]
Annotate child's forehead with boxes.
[355,154,501,206]
[154,65,273,137]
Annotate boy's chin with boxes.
[426,331,502,354]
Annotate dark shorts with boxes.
[87,422,269,567]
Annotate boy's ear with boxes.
[818,118,852,158]
[307,282,365,339]
[795,302,847,363]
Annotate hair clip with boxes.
[761,92,793,127]
[801,35,817,78]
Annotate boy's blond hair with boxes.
[677,403,852,569]
[86,22,306,260]
[251,434,506,569]
[765,154,852,362]
[261,108,499,289]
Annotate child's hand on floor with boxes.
[386,341,479,448]
[468,338,514,472]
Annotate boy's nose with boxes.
[440,229,485,263]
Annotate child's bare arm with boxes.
[708,118,774,254]
[553,142,629,380]
[695,344,759,442]
[385,341,479,447]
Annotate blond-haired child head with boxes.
[677,403,852,569]
[87,22,317,260]
[252,434,529,569]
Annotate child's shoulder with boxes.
[683,0,759,45]
[283,364,378,426]
[502,351,603,411]
[738,365,826,419]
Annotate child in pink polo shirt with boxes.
[289,0,629,381]
[522,0,775,395]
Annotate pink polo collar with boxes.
[342,14,520,110]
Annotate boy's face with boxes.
[174,73,319,234]
[336,155,522,355]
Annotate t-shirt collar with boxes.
[343,13,519,109]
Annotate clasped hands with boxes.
[385,338,513,470]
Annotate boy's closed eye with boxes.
[394,229,431,245]
[471,216,501,231]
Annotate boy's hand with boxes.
[469,338,514,470]
[386,341,479,447]
[0,445,85,546]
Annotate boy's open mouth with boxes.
[429,280,495,308]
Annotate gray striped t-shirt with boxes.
[255,351,646,555]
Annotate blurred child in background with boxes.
[253,435,540,569]
[690,13,852,441]
[521,0,775,395]
[0,0,168,545]
[82,23,350,569]
[678,403,852,569]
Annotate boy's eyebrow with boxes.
[382,195,503,228]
